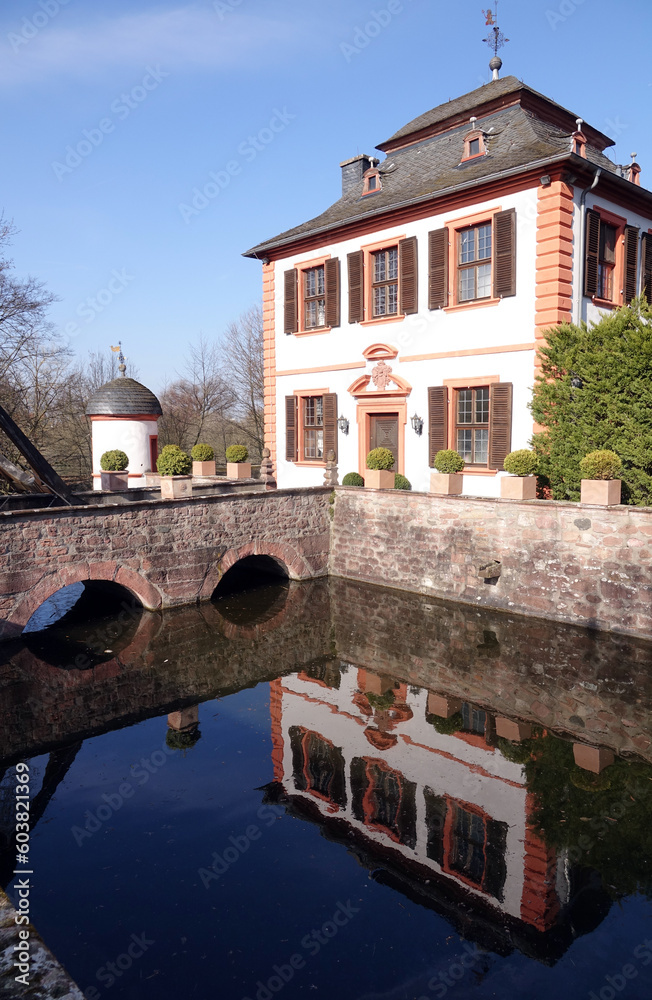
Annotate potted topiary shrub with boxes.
[191,443,216,477]
[430,449,464,495]
[157,445,193,499]
[501,449,538,500]
[225,444,251,480]
[394,474,412,490]
[100,449,129,492]
[364,447,395,489]
[342,472,365,487]
[579,450,622,505]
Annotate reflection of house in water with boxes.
[267,664,610,963]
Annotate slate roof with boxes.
[85,377,163,416]
[243,78,628,259]
[379,75,595,146]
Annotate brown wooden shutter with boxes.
[428,386,448,466]
[347,250,364,323]
[624,225,639,304]
[488,383,513,471]
[399,236,418,314]
[428,228,448,309]
[493,208,516,298]
[324,258,340,328]
[642,232,652,302]
[285,395,297,461]
[323,393,338,462]
[284,269,298,334]
[584,209,600,297]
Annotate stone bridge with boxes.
[0,487,332,639]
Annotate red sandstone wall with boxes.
[0,488,332,638]
[330,489,652,639]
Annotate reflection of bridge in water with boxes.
[1,575,651,970]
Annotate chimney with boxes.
[340,154,378,196]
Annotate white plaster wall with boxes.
[91,418,158,489]
[272,186,540,495]
[278,674,529,919]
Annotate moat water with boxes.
[1,576,651,1000]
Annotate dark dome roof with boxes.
[85,377,162,417]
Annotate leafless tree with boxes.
[0,216,58,387]
[222,304,264,458]
[159,335,237,451]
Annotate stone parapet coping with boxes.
[0,887,84,999]
[0,486,332,522]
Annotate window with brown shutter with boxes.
[624,226,639,304]
[428,229,449,309]
[642,232,652,302]
[399,236,418,314]
[322,393,338,462]
[584,209,600,297]
[284,269,298,334]
[488,383,513,471]
[348,251,364,323]
[455,387,490,465]
[324,258,340,328]
[428,386,448,466]
[493,208,516,298]
[285,395,297,461]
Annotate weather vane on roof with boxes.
[110,341,127,376]
[482,3,509,80]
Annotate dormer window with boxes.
[572,131,587,157]
[461,131,485,162]
[362,168,381,196]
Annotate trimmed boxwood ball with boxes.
[426,712,463,735]
[191,443,214,462]
[226,444,249,464]
[342,472,364,486]
[433,449,465,474]
[504,449,538,477]
[579,449,622,481]
[366,447,395,471]
[394,474,412,490]
[157,445,192,476]
[100,449,128,472]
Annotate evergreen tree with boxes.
[531,299,652,505]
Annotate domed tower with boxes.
[86,357,163,491]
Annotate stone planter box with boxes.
[160,475,193,499]
[100,471,129,492]
[500,476,537,500]
[495,717,532,742]
[427,693,462,719]
[226,462,252,479]
[192,460,216,477]
[573,743,614,774]
[581,479,621,506]
[364,469,394,489]
[144,472,161,487]
[363,673,394,696]
[430,473,463,495]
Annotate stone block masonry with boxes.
[0,488,332,639]
[330,488,652,639]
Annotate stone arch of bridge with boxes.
[10,562,162,634]
[200,541,308,602]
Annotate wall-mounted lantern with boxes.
[410,413,424,436]
[337,415,350,435]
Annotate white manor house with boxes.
[245,72,652,495]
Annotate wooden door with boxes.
[370,414,399,468]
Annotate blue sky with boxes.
[1,0,651,392]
